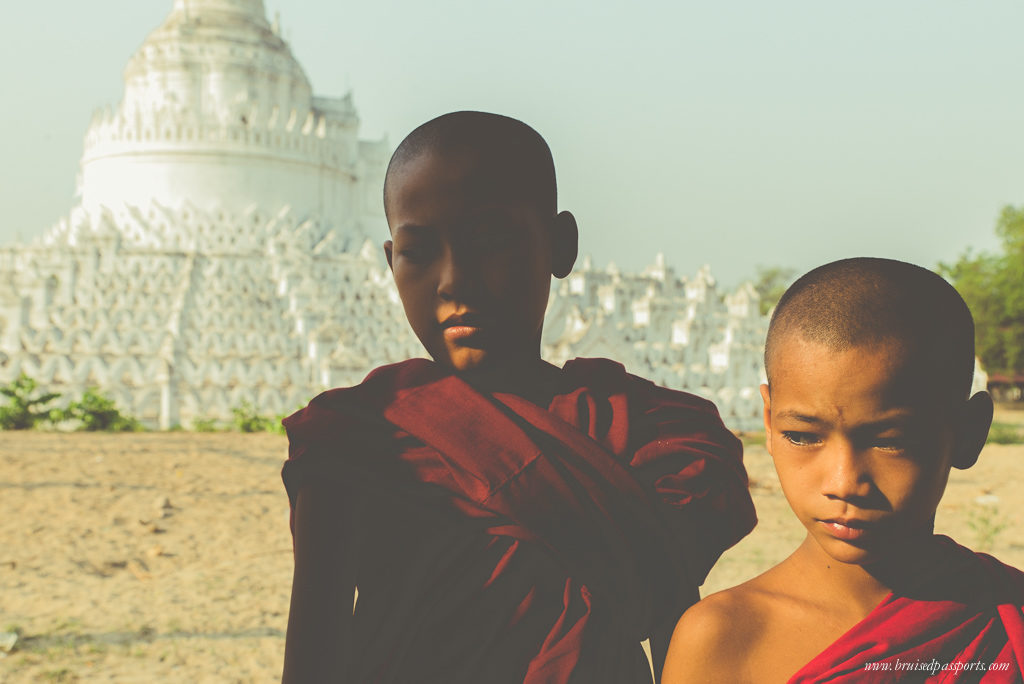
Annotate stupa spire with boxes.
[172,0,268,18]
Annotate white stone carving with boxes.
[543,258,767,430]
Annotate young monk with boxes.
[663,257,1024,683]
[280,111,756,683]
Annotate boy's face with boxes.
[383,149,575,373]
[761,336,961,567]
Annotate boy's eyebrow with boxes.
[775,410,826,425]
[775,409,916,430]
[851,412,916,433]
[393,223,435,236]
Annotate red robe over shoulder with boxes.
[282,358,755,684]
[790,536,1024,683]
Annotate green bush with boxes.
[191,417,220,432]
[967,504,1009,552]
[62,388,142,432]
[0,374,61,430]
[231,400,274,433]
[988,422,1024,445]
[193,404,295,433]
[271,411,291,435]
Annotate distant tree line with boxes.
[941,205,1024,379]
[752,266,797,316]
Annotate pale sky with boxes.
[2,1,1019,286]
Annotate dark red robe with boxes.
[283,358,755,683]
[790,536,1024,683]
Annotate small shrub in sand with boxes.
[271,411,291,435]
[988,422,1024,445]
[62,388,142,432]
[231,401,274,433]
[967,504,1010,552]
[192,417,221,432]
[0,374,61,430]
[225,402,297,434]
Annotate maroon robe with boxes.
[790,536,1024,683]
[283,358,755,683]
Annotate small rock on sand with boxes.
[155,496,174,517]
[0,632,18,653]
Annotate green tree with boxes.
[63,388,142,432]
[753,266,797,316]
[0,374,61,430]
[940,205,1024,376]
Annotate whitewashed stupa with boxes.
[76,0,383,239]
[0,0,420,428]
[0,0,768,430]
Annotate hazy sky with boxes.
[2,1,1020,285]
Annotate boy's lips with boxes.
[817,517,874,541]
[441,312,486,341]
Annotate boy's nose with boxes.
[437,245,471,301]
[821,441,872,503]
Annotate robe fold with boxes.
[282,357,755,683]
[790,536,1024,683]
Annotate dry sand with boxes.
[1,433,293,683]
[1,420,1021,682]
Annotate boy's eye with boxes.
[871,436,914,452]
[781,431,821,447]
[397,243,435,264]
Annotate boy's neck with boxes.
[789,529,947,617]
[457,358,563,407]
[789,536,891,617]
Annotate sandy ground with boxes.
[0,433,293,683]
[1,417,1021,682]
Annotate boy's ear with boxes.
[759,383,772,455]
[550,211,578,279]
[383,240,394,273]
[952,391,994,470]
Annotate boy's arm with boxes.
[631,386,757,580]
[281,471,361,683]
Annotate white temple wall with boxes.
[81,150,359,227]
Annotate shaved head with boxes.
[383,111,557,218]
[765,258,976,402]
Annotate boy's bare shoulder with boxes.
[663,562,833,684]
[662,578,775,683]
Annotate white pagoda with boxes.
[0,0,420,428]
[0,0,768,430]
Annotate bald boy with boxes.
[280,112,755,683]
[663,257,1024,683]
